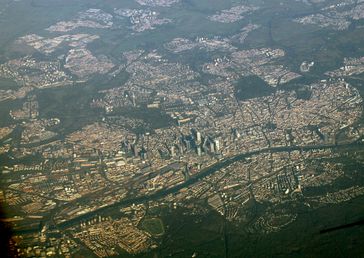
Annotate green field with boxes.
[141,218,165,236]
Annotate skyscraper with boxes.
[196,131,201,143]
[170,145,176,157]
[197,146,202,156]
[214,139,220,152]
[209,141,215,153]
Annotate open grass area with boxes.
[141,217,165,236]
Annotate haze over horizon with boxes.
[0,0,364,257]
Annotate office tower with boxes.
[214,139,220,152]
[209,141,215,153]
[197,146,202,156]
[185,139,191,151]
[179,143,184,155]
[140,147,147,160]
[131,144,139,157]
[196,131,201,142]
[170,145,176,157]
